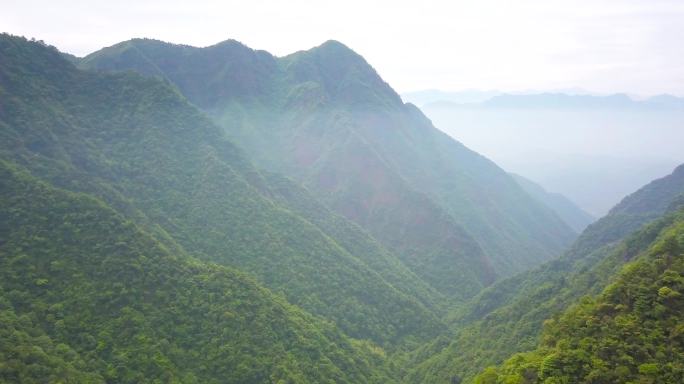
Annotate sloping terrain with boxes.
[0,160,394,383]
[404,164,684,383]
[511,173,594,232]
[80,38,577,297]
[474,208,684,383]
[0,34,442,347]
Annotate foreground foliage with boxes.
[405,165,684,383]
[0,160,395,383]
[474,209,684,383]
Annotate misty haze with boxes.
[404,91,684,216]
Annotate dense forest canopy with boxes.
[0,34,444,349]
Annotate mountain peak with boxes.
[309,39,369,66]
[108,37,176,51]
[206,38,256,53]
[316,39,355,53]
[280,39,403,108]
[285,39,365,65]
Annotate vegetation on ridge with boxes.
[0,160,394,383]
[474,208,684,383]
[0,33,443,348]
[80,37,577,299]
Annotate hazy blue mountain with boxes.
[479,93,638,109]
[646,94,684,108]
[511,173,594,232]
[424,92,684,110]
[80,38,577,298]
[401,89,605,109]
[401,89,502,106]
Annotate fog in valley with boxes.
[406,92,684,216]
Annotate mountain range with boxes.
[402,90,684,110]
[78,38,577,298]
[3,33,684,383]
[0,35,445,349]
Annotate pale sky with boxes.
[3,0,684,95]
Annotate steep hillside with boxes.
[458,163,684,326]
[80,38,576,297]
[0,160,394,383]
[511,173,594,232]
[404,164,684,383]
[0,34,443,347]
[565,163,684,262]
[261,171,446,312]
[474,208,684,383]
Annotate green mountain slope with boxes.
[466,164,684,325]
[0,34,443,347]
[80,38,576,297]
[0,160,393,383]
[261,171,446,312]
[403,164,684,382]
[511,173,594,232]
[474,208,684,383]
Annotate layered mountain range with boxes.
[0,35,444,350]
[3,33,683,384]
[78,38,577,298]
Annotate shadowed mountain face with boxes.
[80,38,577,297]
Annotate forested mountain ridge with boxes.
[474,207,684,383]
[0,34,444,348]
[80,38,577,297]
[259,171,448,313]
[0,160,395,383]
[604,164,684,229]
[403,164,684,383]
[458,163,684,327]
[78,38,496,299]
